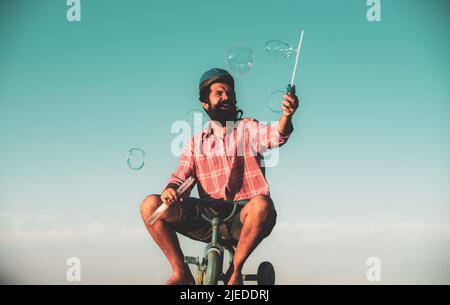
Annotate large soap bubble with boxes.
[226,45,254,76]
[264,40,297,59]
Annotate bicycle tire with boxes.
[257,261,275,285]
[203,249,222,285]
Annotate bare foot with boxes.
[166,266,195,285]
[227,271,243,285]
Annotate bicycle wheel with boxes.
[203,249,223,285]
[257,261,275,285]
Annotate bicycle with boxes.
[183,199,276,285]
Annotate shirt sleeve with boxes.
[164,137,196,197]
[253,119,292,154]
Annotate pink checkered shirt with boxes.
[166,118,292,201]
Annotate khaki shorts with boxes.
[170,197,250,246]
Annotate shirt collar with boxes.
[203,120,241,139]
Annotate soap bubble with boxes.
[267,90,285,113]
[264,40,296,59]
[186,109,205,131]
[127,147,145,170]
[226,45,254,76]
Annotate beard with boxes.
[207,101,237,126]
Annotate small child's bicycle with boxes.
[183,200,275,285]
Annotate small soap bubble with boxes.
[226,45,254,76]
[127,147,145,170]
[267,90,285,113]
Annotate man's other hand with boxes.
[161,187,181,206]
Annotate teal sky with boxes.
[0,0,449,284]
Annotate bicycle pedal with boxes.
[184,256,199,265]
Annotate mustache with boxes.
[209,101,236,119]
[218,100,236,108]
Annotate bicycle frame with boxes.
[184,199,275,285]
[201,203,238,285]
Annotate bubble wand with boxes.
[286,30,304,96]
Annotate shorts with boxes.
[170,197,249,246]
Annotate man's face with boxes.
[202,82,237,124]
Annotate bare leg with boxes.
[140,194,195,285]
[227,195,277,285]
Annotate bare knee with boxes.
[140,194,180,224]
[252,195,276,237]
[242,195,277,233]
[249,195,276,221]
[140,194,162,219]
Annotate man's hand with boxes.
[161,187,182,206]
[278,92,299,136]
[281,93,299,117]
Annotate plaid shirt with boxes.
[166,118,292,201]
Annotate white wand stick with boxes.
[147,177,195,226]
[290,30,304,87]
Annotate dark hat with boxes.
[199,68,234,88]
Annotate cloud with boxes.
[1,210,449,245]
[0,211,55,230]
[274,220,450,242]
[0,211,146,243]
[0,223,147,243]
[0,211,449,284]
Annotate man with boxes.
[140,68,299,285]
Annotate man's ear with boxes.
[231,90,237,105]
[201,100,210,112]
